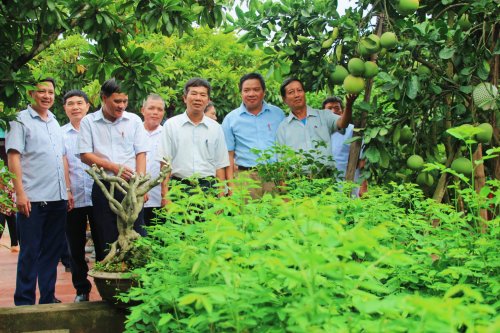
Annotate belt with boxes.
[237,165,255,171]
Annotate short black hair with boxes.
[37,77,56,90]
[100,78,124,99]
[63,90,89,104]
[183,78,211,98]
[239,73,266,92]
[204,101,215,113]
[322,96,343,109]
[280,77,303,98]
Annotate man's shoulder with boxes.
[124,111,142,123]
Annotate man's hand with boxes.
[346,94,358,108]
[16,192,31,217]
[67,192,74,211]
[113,163,134,181]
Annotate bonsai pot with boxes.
[88,269,139,308]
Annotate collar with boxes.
[180,111,208,127]
[27,105,54,120]
[63,122,79,133]
[237,101,272,116]
[285,105,317,123]
[145,124,163,135]
[93,109,130,123]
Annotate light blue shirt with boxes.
[331,124,361,179]
[157,113,229,179]
[78,109,149,174]
[62,123,93,208]
[222,102,285,167]
[144,125,162,208]
[5,106,67,202]
[276,106,341,162]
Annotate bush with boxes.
[122,180,499,332]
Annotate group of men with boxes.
[5,73,360,306]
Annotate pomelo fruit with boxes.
[343,75,365,94]
[397,0,419,15]
[407,154,424,170]
[417,65,431,76]
[473,82,498,111]
[475,123,493,143]
[458,14,471,30]
[357,43,371,58]
[347,58,365,76]
[416,172,434,187]
[359,34,381,54]
[380,32,398,49]
[363,61,379,78]
[331,65,349,84]
[451,157,473,175]
[399,126,413,144]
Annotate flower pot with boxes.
[88,269,139,308]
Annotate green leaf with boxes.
[439,47,455,59]
[406,75,420,100]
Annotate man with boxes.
[141,94,165,225]
[157,78,229,205]
[322,96,367,196]
[276,77,353,164]
[6,78,71,305]
[62,90,99,302]
[222,73,285,179]
[78,78,149,261]
[204,102,217,121]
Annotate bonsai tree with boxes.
[86,158,171,269]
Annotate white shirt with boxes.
[156,112,229,179]
[78,109,149,174]
[144,125,163,208]
[62,123,93,208]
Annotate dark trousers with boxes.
[14,200,67,305]
[0,213,18,246]
[66,206,98,295]
[91,182,145,262]
[144,207,162,226]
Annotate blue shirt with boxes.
[331,124,361,179]
[62,123,93,208]
[222,102,285,167]
[78,109,149,175]
[276,106,341,162]
[5,106,67,202]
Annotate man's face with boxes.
[204,106,217,121]
[102,92,128,121]
[64,96,90,124]
[241,79,265,111]
[324,101,343,115]
[282,80,306,111]
[30,81,55,112]
[183,86,210,115]
[141,99,165,129]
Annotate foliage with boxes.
[0,159,16,213]
[0,0,230,128]
[122,179,498,332]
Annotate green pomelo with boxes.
[473,82,498,111]
[343,75,365,94]
[399,126,413,144]
[475,123,493,143]
[380,32,398,49]
[348,58,365,76]
[407,154,424,170]
[397,0,419,15]
[458,14,471,30]
[417,65,431,76]
[331,65,349,84]
[451,157,473,175]
[416,172,434,187]
[363,61,379,78]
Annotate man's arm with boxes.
[135,152,146,175]
[336,94,357,129]
[7,151,30,217]
[80,152,134,181]
[63,156,74,211]
[160,161,171,207]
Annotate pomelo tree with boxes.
[230,0,499,202]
